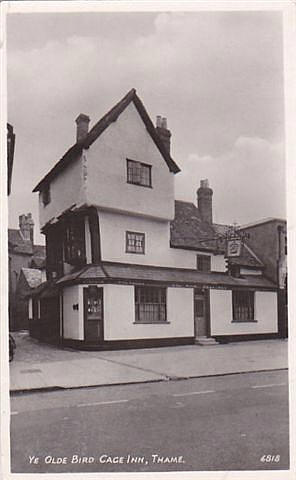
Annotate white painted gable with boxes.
[85,101,175,221]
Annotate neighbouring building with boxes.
[240,219,287,338]
[29,89,280,348]
[8,214,46,330]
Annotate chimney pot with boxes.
[156,115,162,128]
[156,115,171,154]
[75,113,90,142]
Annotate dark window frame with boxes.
[196,254,211,272]
[64,216,86,266]
[232,290,255,323]
[126,231,145,254]
[126,158,152,188]
[134,286,167,324]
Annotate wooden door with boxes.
[194,290,207,338]
[84,286,104,343]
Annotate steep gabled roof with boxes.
[33,89,180,193]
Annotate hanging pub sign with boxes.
[227,238,242,257]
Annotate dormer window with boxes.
[42,184,51,206]
[127,159,152,187]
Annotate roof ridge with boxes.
[33,89,180,192]
[84,88,136,148]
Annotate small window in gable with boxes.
[127,159,152,187]
[196,255,211,272]
[42,184,51,206]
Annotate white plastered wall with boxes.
[85,102,175,221]
[99,210,226,271]
[103,284,194,341]
[210,289,278,335]
[39,156,86,229]
[62,285,84,340]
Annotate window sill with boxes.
[133,322,170,325]
[231,320,258,323]
[125,251,145,255]
[127,181,153,189]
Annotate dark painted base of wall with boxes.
[62,336,195,351]
[214,333,282,343]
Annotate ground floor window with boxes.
[232,290,255,322]
[135,286,167,323]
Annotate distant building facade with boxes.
[8,214,46,330]
[29,89,281,348]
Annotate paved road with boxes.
[10,370,289,473]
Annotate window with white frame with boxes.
[135,286,167,323]
[127,159,152,187]
[232,290,255,322]
[126,231,145,254]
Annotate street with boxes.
[10,370,289,473]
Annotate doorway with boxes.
[83,286,104,343]
[194,289,208,338]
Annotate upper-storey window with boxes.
[42,184,51,206]
[127,159,152,187]
[196,255,211,272]
[64,216,86,265]
[126,231,145,254]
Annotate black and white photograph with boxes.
[1,1,295,478]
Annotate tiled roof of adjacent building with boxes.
[170,204,263,268]
[33,89,180,193]
[170,201,220,252]
[8,229,46,263]
[8,229,33,255]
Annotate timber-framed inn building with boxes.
[28,89,287,349]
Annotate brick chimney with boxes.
[75,113,90,142]
[19,213,34,243]
[156,115,171,154]
[197,179,213,224]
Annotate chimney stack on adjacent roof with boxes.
[197,179,213,224]
[156,116,171,154]
[19,213,34,243]
[75,113,90,142]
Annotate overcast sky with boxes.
[7,10,285,244]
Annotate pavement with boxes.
[9,331,288,393]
